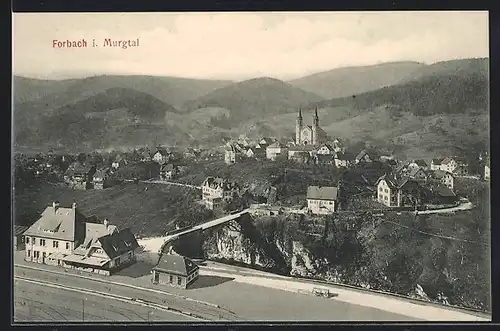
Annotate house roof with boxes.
[154,254,199,276]
[306,186,338,200]
[154,147,170,156]
[429,169,452,179]
[98,228,139,259]
[289,145,317,152]
[412,159,428,167]
[376,174,409,190]
[65,162,94,175]
[23,204,86,241]
[14,225,28,237]
[316,154,335,162]
[336,152,355,161]
[202,176,239,190]
[407,167,426,178]
[432,158,442,165]
[355,150,369,161]
[441,157,456,165]
[267,142,287,148]
[93,168,109,179]
[161,163,176,171]
[225,144,237,152]
[318,143,334,150]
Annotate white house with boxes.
[316,144,335,155]
[431,157,457,173]
[306,186,338,215]
[288,145,316,159]
[152,147,171,164]
[375,175,404,207]
[485,161,490,180]
[428,170,454,190]
[224,144,238,164]
[266,142,288,161]
[201,177,240,210]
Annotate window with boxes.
[25,237,30,244]
[379,194,383,200]
[66,242,70,250]
[379,187,383,191]
[33,238,37,245]
[53,241,59,248]
[40,239,46,247]
[384,196,388,201]
[34,251,40,259]
[177,276,182,286]
[384,189,388,193]
[169,275,173,283]
[27,250,31,257]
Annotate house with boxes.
[152,147,171,164]
[306,186,338,215]
[62,221,139,276]
[396,166,428,182]
[152,254,199,289]
[428,170,454,190]
[64,163,96,190]
[224,144,239,164]
[111,155,126,169]
[23,202,87,265]
[160,163,179,180]
[484,158,490,180]
[141,149,152,162]
[14,225,28,251]
[246,147,265,159]
[290,151,313,164]
[184,148,197,159]
[201,177,240,210]
[335,152,353,168]
[375,174,425,208]
[259,137,274,147]
[408,159,429,171]
[355,150,372,164]
[266,142,289,161]
[315,154,336,166]
[288,145,316,159]
[429,185,457,205]
[431,157,458,173]
[92,168,110,189]
[316,144,335,155]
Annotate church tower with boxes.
[312,107,319,145]
[296,108,303,145]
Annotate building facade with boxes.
[266,142,288,161]
[306,186,338,215]
[295,108,328,146]
[201,177,240,210]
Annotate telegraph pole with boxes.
[82,298,85,322]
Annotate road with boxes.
[143,179,201,190]
[13,265,240,321]
[14,278,194,322]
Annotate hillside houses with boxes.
[245,146,266,159]
[152,147,172,164]
[428,170,454,190]
[224,144,239,165]
[201,176,240,210]
[375,174,422,208]
[22,202,139,275]
[64,162,96,190]
[431,157,468,175]
[160,163,179,180]
[266,142,289,161]
[355,150,373,164]
[92,168,110,189]
[306,186,338,215]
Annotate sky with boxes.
[13,11,489,81]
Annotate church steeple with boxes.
[295,108,303,145]
[312,107,319,145]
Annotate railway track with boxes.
[14,275,206,321]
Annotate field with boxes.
[14,180,213,238]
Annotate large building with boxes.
[295,108,328,146]
[201,177,240,210]
[23,202,139,275]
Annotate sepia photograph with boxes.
[12,11,491,322]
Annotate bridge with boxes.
[158,209,250,254]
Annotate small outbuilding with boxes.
[14,225,28,251]
[152,254,199,289]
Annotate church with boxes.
[295,108,328,146]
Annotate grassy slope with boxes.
[14,181,211,238]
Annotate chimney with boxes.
[72,202,77,209]
[52,201,59,213]
[103,218,109,228]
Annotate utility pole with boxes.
[82,298,84,322]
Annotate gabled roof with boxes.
[154,254,199,276]
[407,167,426,178]
[441,157,456,165]
[429,169,452,179]
[306,186,338,200]
[202,176,239,190]
[93,168,110,179]
[355,150,370,161]
[23,204,86,241]
[98,228,139,259]
[154,147,170,156]
[318,144,334,150]
[376,173,409,190]
[432,158,442,165]
[14,225,28,237]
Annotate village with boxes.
[13,107,490,293]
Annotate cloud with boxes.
[13,12,489,80]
